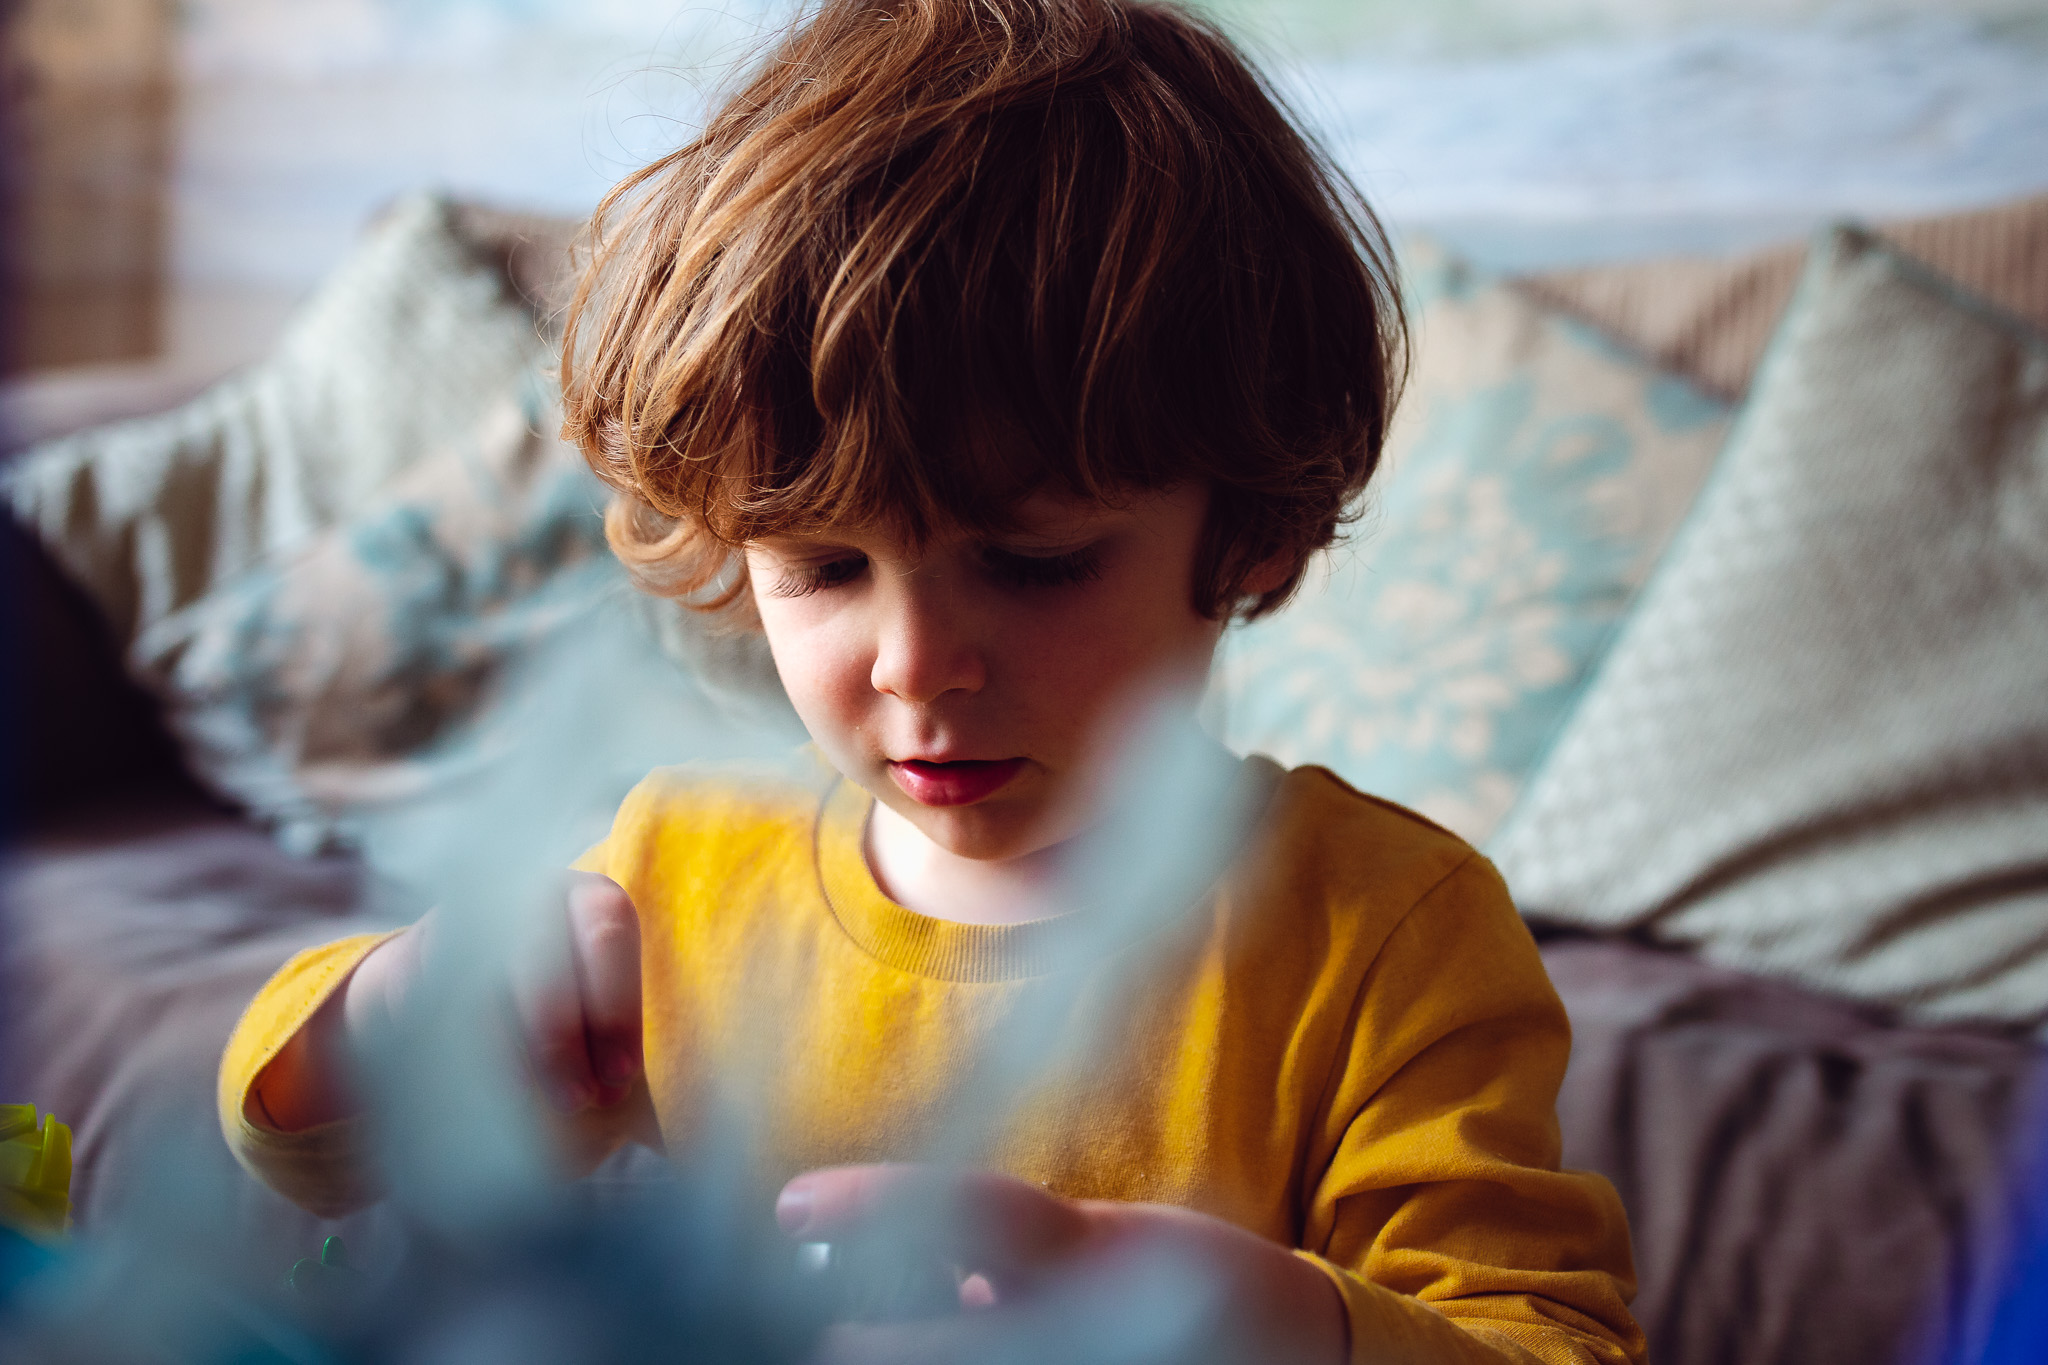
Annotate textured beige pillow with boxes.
[1524,194,2048,399]
[3,194,546,647]
[1492,226,2048,1029]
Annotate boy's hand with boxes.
[506,873,645,1114]
[250,873,645,1132]
[777,1164,1346,1365]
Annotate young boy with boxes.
[220,2,1644,1361]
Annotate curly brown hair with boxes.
[559,0,1404,622]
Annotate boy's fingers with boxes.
[510,979,597,1110]
[777,1163,905,1234]
[508,920,599,1112]
[566,874,643,1088]
[778,1165,1091,1278]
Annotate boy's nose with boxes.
[870,595,986,704]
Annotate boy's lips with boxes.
[888,757,1026,807]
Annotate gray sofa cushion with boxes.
[1493,226,2048,1029]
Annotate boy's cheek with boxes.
[754,615,870,738]
[783,662,883,762]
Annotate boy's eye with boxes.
[769,553,868,598]
[981,545,1104,591]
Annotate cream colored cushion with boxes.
[1492,227,2048,1028]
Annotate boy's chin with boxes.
[883,793,1076,867]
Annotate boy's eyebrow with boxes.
[1000,493,1135,534]
[746,533,866,556]
[982,525,1108,552]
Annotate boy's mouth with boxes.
[888,758,1027,807]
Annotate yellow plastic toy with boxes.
[0,1103,72,1239]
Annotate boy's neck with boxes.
[864,801,1067,927]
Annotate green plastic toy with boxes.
[288,1234,364,1301]
[0,1103,73,1240]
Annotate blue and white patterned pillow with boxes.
[131,379,798,867]
[1207,244,1731,845]
[3,195,547,646]
[8,192,799,881]
[128,381,607,840]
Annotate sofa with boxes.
[5,194,2045,1365]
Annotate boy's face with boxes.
[745,486,1224,865]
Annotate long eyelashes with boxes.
[767,547,1104,598]
[769,555,868,599]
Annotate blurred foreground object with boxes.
[0,1163,820,1364]
[0,1105,72,1239]
[1978,1178,2048,1365]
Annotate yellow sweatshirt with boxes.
[220,756,1644,1365]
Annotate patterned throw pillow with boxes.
[4,196,543,647]
[130,377,794,865]
[1207,245,1730,844]
[1490,228,2048,1029]
[6,193,797,866]
[127,380,606,844]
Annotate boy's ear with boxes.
[1239,551,1299,601]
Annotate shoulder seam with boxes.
[1296,765,1472,845]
